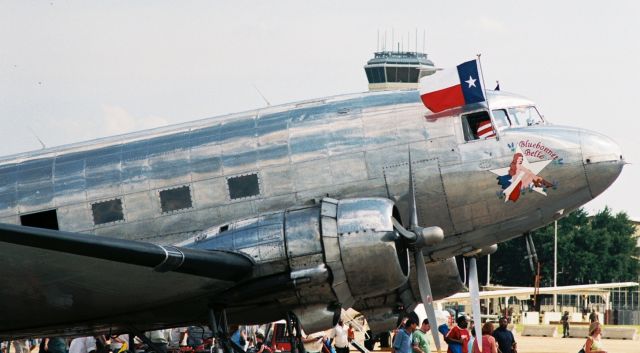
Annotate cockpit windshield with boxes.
[490,105,545,130]
[507,106,545,126]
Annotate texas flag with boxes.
[419,59,486,112]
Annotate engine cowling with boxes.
[190,197,410,328]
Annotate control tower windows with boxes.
[409,67,420,83]
[365,67,385,83]
[386,67,397,82]
[384,67,420,83]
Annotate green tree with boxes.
[479,208,639,287]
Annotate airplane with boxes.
[0,51,625,353]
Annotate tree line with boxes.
[476,208,640,287]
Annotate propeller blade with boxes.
[414,250,442,353]
[408,149,418,230]
[392,218,417,242]
[469,257,483,352]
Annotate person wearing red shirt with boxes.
[445,316,470,353]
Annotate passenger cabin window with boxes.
[461,111,496,141]
[91,199,124,225]
[20,209,59,230]
[227,173,261,200]
[159,185,193,213]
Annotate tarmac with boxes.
[495,335,635,353]
[373,333,638,353]
[429,335,638,353]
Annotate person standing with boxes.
[561,311,570,338]
[145,330,170,353]
[255,333,272,353]
[42,338,67,353]
[331,320,350,353]
[589,309,598,323]
[492,318,516,353]
[472,322,498,353]
[68,337,96,353]
[411,319,430,353]
[392,318,417,353]
[445,316,470,353]
[584,322,607,353]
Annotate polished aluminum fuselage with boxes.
[0,88,625,332]
[0,89,623,258]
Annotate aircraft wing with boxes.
[0,223,254,339]
[443,282,639,302]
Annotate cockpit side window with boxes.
[461,111,496,141]
[508,106,544,126]
[492,109,511,128]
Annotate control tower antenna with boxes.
[383,30,387,51]
[377,29,380,52]
[391,28,394,52]
[423,29,426,53]
[415,28,418,54]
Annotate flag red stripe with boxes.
[420,85,465,113]
[477,121,495,138]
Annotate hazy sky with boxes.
[1,1,638,219]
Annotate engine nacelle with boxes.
[332,198,409,299]
[192,197,409,318]
[291,304,341,334]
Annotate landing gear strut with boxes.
[285,312,306,353]
[208,307,245,353]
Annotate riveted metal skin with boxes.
[0,87,625,338]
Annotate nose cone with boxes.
[581,130,624,198]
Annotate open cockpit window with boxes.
[461,111,496,141]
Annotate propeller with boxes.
[393,152,444,353]
[468,257,483,352]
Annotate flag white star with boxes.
[465,76,477,88]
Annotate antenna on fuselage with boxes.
[252,84,271,107]
[28,126,47,149]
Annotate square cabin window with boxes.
[160,185,193,213]
[227,173,260,200]
[91,199,124,225]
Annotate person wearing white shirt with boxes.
[331,320,349,353]
[69,337,97,353]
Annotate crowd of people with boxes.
[0,328,196,353]
[2,311,609,353]
[390,315,516,353]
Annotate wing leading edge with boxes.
[0,223,254,339]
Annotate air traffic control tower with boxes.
[364,51,436,91]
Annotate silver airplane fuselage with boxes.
[0,89,624,332]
